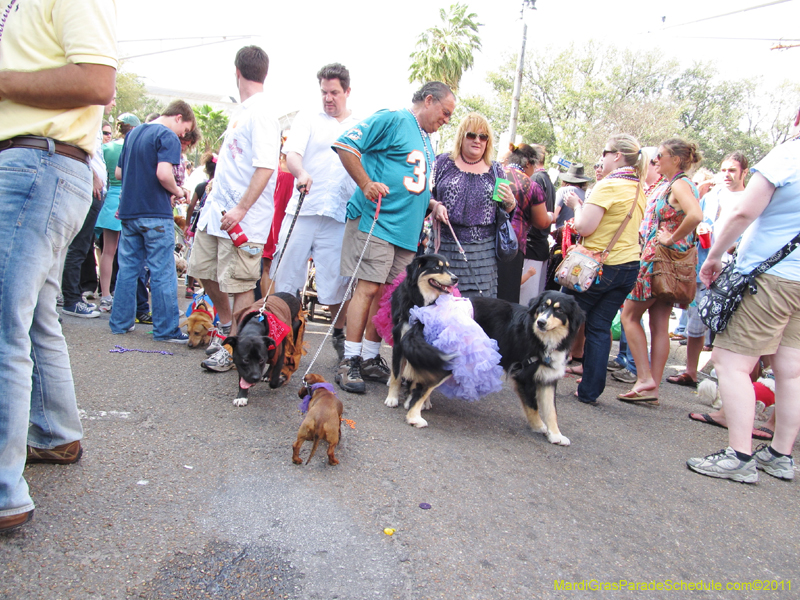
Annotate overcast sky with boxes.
[117,0,798,119]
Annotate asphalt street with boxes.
[1,298,798,600]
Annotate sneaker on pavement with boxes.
[607,359,625,371]
[611,368,637,384]
[361,355,390,383]
[686,447,758,483]
[99,296,113,313]
[82,290,97,301]
[135,312,153,325]
[61,302,101,318]
[331,331,345,362]
[335,356,365,394]
[205,327,228,356]
[202,347,234,372]
[161,332,189,344]
[754,444,795,480]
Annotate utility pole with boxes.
[508,0,536,144]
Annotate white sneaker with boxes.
[201,348,234,372]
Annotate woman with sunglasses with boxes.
[429,113,515,297]
[561,134,647,405]
[619,138,703,404]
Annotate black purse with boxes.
[493,163,518,262]
[495,205,518,262]
[698,232,800,333]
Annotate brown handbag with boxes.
[651,243,697,304]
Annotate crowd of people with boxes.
[2,1,798,534]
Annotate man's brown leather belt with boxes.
[0,135,90,165]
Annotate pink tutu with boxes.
[409,295,503,401]
[372,271,462,346]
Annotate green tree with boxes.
[193,104,229,153]
[408,3,482,93]
[113,70,163,124]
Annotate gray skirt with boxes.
[428,237,497,298]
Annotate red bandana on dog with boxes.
[259,310,290,345]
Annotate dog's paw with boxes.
[384,395,399,408]
[232,397,249,407]
[292,456,302,465]
[407,415,428,428]
[546,431,571,446]
[532,423,548,434]
[422,398,432,411]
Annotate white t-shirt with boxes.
[735,139,800,280]
[283,109,359,223]
[198,93,280,243]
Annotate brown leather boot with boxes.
[26,440,82,464]
[0,510,33,533]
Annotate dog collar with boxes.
[523,355,551,367]
[299,382,337,414]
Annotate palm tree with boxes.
[193,104,229,153]
[408,3,482,94]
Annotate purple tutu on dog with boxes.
[409,295,503,401]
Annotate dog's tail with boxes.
[306,435,322,465]
[399,322,453,373]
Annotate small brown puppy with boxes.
[293,374,343,466]
[180,297,216,349]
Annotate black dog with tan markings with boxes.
[471,291,584,445]
[384,254,459,426]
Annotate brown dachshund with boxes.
[293,374,344,466]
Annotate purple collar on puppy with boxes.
[299,382,337,414]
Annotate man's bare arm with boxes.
[286,152,312,193]
[0,64,116,109]
[336,149,389,201]
[156,162,184,198]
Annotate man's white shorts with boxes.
[270,214,349,305]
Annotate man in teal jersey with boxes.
[332,82,455,393]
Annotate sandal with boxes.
[667,372,697,388]
[618,389,659,404]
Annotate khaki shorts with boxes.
[715,273,800,356]
[339,218,415,284]
[188,229,264,294]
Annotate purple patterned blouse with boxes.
[431,154,499,244]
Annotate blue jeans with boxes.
[0,146,91,516]
[566,262,639,403]
[616,324,637,375]
[110,218,181,340]
[62,192,103,307]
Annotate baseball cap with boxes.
[117,113,141,127]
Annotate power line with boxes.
[650,0,793,32]
[119,35,256,43]
[120,36,256,60]
[671,35,800,41]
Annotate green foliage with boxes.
[113,70,163,124]
[456,42,783,171]
[408,3,482,93]
[193,104,229,153]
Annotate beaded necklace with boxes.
[0,0,18,43]
[459,153,483,165]
[507,163,524,173]
[410,109,432,178]
[604,166,639,182]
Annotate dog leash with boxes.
[432,218,484,296]
[264,188,308,299]
[301,195,383,380]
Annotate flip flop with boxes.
[618,390,659,403]
[688,413,775,441]
[667,373,698,388]
[688,412,725,429]
[565,365,583,376]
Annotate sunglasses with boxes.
[465,132,490,141]
[102,130,112,136]
[656,152,671,160]
[602,149,616,157]
[650,159,657,166]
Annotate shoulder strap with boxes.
[748,231,800,279]
[601,180,642,256]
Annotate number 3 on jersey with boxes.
[403,149,427,194]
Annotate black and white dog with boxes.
[384,254,458,427]
[471,291,584,445]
